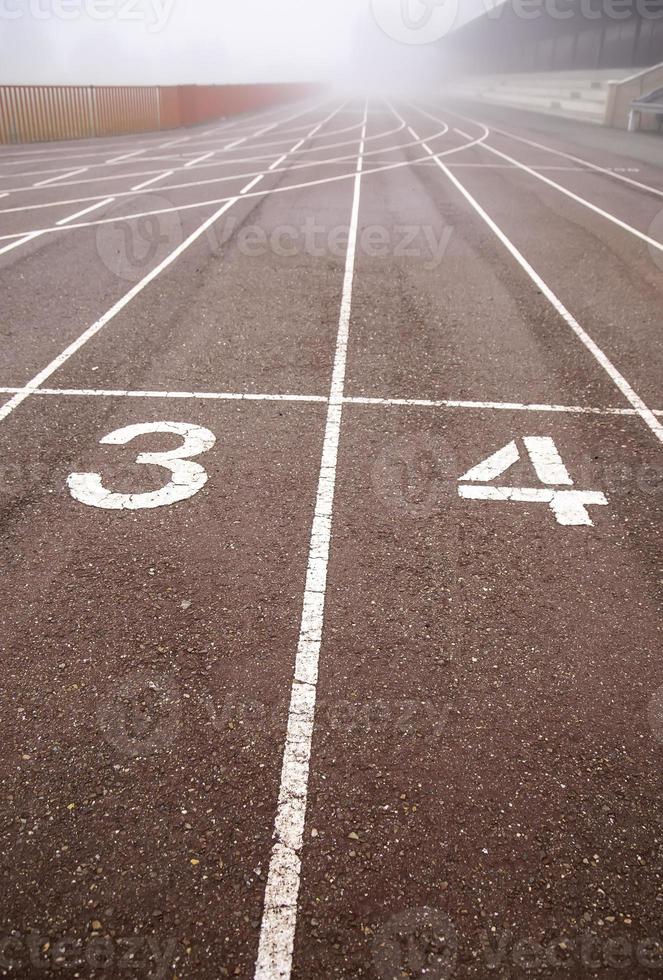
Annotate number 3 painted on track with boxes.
[67,421,216,510]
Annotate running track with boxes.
[0,97,662,979]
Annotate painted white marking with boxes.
[458,437,607,525]
[403,114,663,445]
[0,127,480,244]
[254,102,368,980]
[450,113,663,200]
[459,440,519,482]
[0,195,238,422]
[344,396,639,415]
[34,167,88,187]
[523,435,572,485]
[0,105,346,424]
[268,153,289,171]
[480,140,663,254]
[0,230,46,257]
[0,387,658,416]
[56,196,115,226]
[0,386,327,403]
[415,104,663,255]
[185,151,214,168]
[68,421,215,510]
[159,135,191,149]
[458,485,608,526]
[131,170,174,192]
[240,174,264,194]
[106,149,146,165]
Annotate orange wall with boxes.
[174,83,318,126]
[0,83,322,144]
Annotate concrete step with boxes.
[441,69,637,125]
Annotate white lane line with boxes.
[0,193,8,199]
[0,197,236,423]
[0,127,481,243]
[0,386,326,403]
[268,153,289,171]
[240,174,264,195]
[480,140,663,254]
[34,167,88,188]
[185,151,215,168]
[414,105,663,256]
[344,396,640,415]
[106,149,146,165]
[131,170,174,192]
[449,112,663,199]
[254,101,368,980]
[0,387,655,415]
[0,104,345,425]
[0,230,46,258]
[0,101,332,261]
[56,196,115,226]
[159,135,191,149]
[405,117,663,445]
[0,114,395,192]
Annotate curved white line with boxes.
[0,126,487,245]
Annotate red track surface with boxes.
[0,97,661,979]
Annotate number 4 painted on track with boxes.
[457,436,608,526]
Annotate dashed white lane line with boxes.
[0,121,405,214]
[404,115,663,445]
[254,101,368,980]
[0,126,481,244]
[131,170,174,192]
[0,114,394,195]
[56,196,115,226]
[106,149,147,165]
[33,167,88,188]
[185,151,215,168]
[0,103,345,426]
[158,135,192,149]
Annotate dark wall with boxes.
[443,0,663,74]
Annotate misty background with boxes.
[0,0,496,86]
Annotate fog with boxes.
[0,0,499,87]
